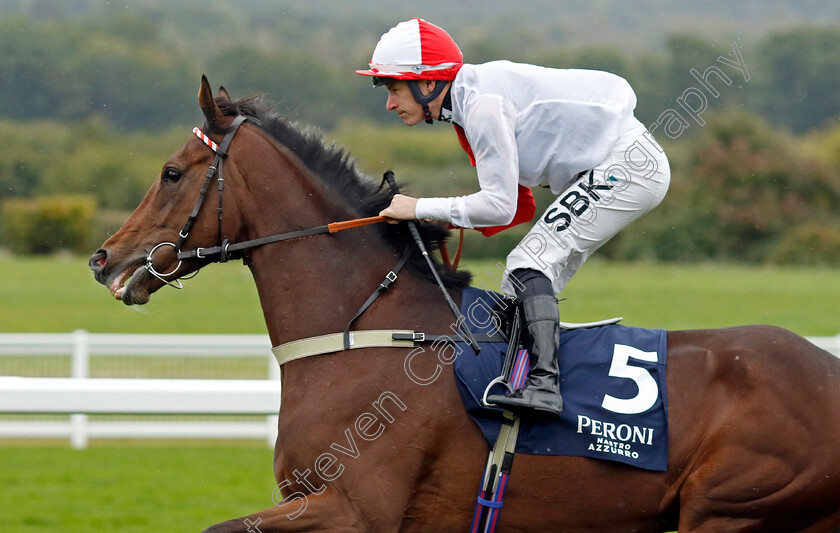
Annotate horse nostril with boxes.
[89,249,107,271]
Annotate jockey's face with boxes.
[385,79,445,126]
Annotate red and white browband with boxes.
[193,127,219,152]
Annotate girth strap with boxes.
[272,329,506,367]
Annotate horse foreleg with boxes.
[202,488,366,533]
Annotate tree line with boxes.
[0,11,837,134]
[0,8,838,265]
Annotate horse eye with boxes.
[162,167,183,183]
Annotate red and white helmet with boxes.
[356,18,463,83]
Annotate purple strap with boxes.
[476,496,503,509]
[470,349,529,533]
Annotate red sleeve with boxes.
[452,124,535,237]
[476,185,536,237]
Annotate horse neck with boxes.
[230,133,430,347]
[247,228,415,346]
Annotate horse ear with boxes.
[218,85,231,102]
[198,74,223,126]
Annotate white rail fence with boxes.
[0,331,280,448]
[1,331,838,449]
[810,335,840,357]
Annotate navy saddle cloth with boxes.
[454,287,669,471]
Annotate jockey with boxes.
[357,18,670,417]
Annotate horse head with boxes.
[89,76,293,305]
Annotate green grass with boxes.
[0,255,266,334]
[471,259,840,336]
[0,443,276,532]
[0,255,837,336]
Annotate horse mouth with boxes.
[109,262,152,305]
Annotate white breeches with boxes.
[504,118,670,296]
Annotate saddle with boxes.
[456,287,668,466]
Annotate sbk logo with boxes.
[543,170,616,232]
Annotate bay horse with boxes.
[89,76,840,532]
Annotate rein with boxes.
[175,215,387,262]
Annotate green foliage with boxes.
[751,26,840,133]
[0,119,74,200]
[803,120,840,169]
[606,110,840,265]
[0,14,196,130]
[1,195,95,254]
[208,46,356,129]
[0,4,836,134]
[2,109,838,265]
[0,118,189,253]
[0,4,836,263]
[35,119,167,211]
[330,120,470,177]
[770,223,840,266]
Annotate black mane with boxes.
[218,95,472,290]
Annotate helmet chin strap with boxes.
[407,80,448,124]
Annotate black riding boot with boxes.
[487,269,563,417]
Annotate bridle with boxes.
[144,115,385,288]
[144,115,247,287]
